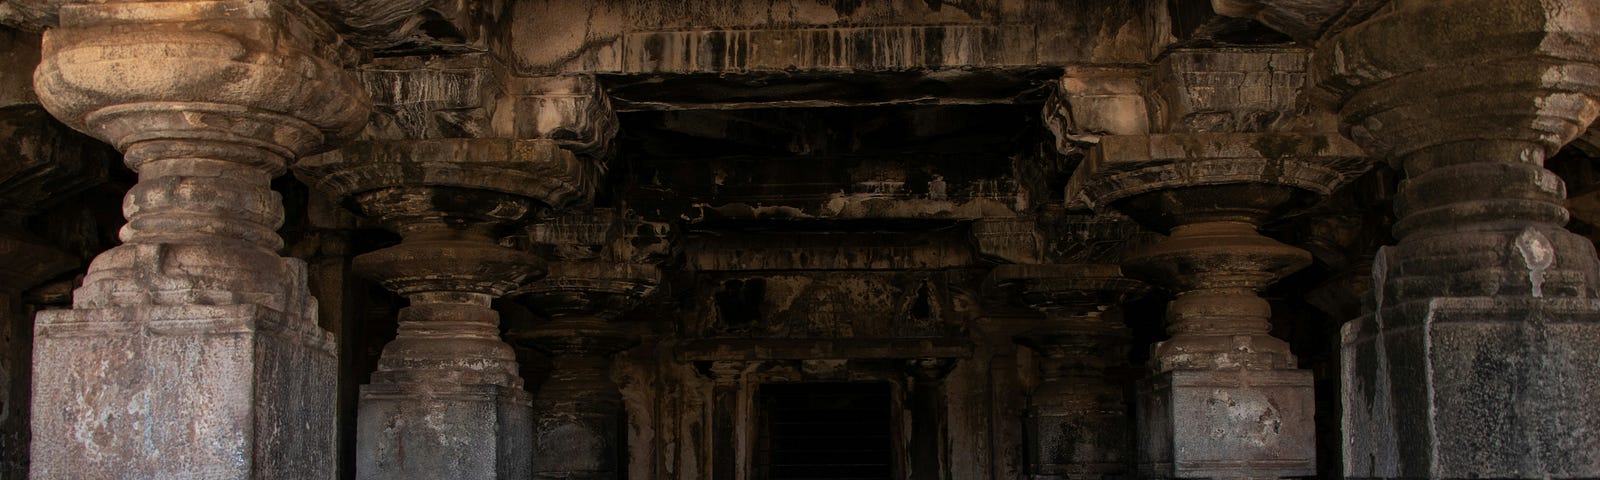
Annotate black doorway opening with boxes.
[755,382,894,480]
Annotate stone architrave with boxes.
[993,263,1147,480]
[297,138,592,480]
[511,261,661,480]
[1070,48,1370,479]
[1319,0,1600,477]
[27,2,369,478]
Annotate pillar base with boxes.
[1026,405,1131,479]
[356,382,532,480]
[1343,296,1600,479]
[31,303,336,479]
[1136,369,1316,479]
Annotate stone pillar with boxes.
[1072,48,1370,480]
[994,264,1146,480]
[903,358,955,480]
[511,262,659,479]
[27,2,368,477]
[706,360,745,480]
[296,138,592,479]
[1318,1,1600,477]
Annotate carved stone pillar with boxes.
[706,360,746,480]
[1072,48,1369,479]
[903,358,956,480]
[27,2,367,477]
[995,264,1147,480]
[297,138,591,479]
[1318,1,1600,477]
[511,261,660,480]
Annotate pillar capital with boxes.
[35,1,369,167]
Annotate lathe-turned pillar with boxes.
[512,263,659,480]
[994,264,1147,480]
[1070,48,1370,480]
[27,2,368,477]
[1319,1,1600,477]
[297,138,593,479]
[511,210,668,480]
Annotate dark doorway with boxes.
[754,382,894,480]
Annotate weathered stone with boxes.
[511,262,661,480]
[28,1,366,477]
[297,138,574,480]
[1319,0,1600,477]
[993,263,1147,480]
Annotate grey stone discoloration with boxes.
[1320,1,1600,477]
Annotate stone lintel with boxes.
[1342,296,1600,479]
[1137,369,1317,479]
[675,338,973,362]
[31,303,336,479]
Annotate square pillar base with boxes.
[1343,297,1600,479]
[31,303,336,479]
[357,383,532,480]
[1026,407,1131,478]
[1137,369,1316,479]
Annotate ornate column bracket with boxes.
[27,2,368,477]
[509,209,669,480]
[296,137,588,479]
[1066,47,1371,479]
[1317,1,1600,477]
[994,263,1147,480]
